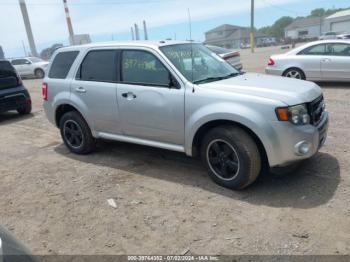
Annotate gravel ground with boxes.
[0,45,349,255]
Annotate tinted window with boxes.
[11,59,30,65]
[79,50,117,82]
[49,51,79,79]
[121,50,170,86]
[0,61,18,89]
[326,43,350,56]
[300,44,326,55]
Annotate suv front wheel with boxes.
[59,111,96,154]
[201,125,261,189]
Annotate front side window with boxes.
[326,43,350,56]
[121,50,170,87]
[299,44,326,55]
[49,51,79,79]
[79,50,117,82]
[160,44,239,84]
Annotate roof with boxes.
[326,9,350,19]
[285,17,323,30]
[205,24,245,34]
[286,39,350,55]
[57,40,193,52]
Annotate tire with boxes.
[200,125,261,190]
[59,111,96,154]
[283,68,305,80]
[17,103,32,115]
[35,69,45,79]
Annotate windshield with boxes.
[160,43,239,84]
[28,57,43,63]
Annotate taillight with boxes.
[268,58,275,66]
[42,82,48,101]
[16,73,22,86]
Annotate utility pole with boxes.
[21,41,27,56]
[134,23,140,40]
[131,27,135,40]
[63,0,75,45]
[143,20,148,40]
[250,0,255,53]
[19,0,38,57]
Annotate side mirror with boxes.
[25,61,31,65]
[168,73,180,89]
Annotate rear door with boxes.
[321,43,350,81]
[117,48,185,145]
[296,44,326,80]
[70,49,121,135]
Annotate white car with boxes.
[10,57,49,79]
[206,45,242,71]
[265,40,350,82]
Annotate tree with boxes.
[259,16,294,38]
[310,8,326,17]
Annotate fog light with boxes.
[295,141,311,156]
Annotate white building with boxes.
[324,9,350,33]
[284,17,324,40]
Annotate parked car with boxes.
[319,32,339,40]
[43,41,328,189]
[206,45,242,71]
[10,57,49,79]
[0,225,36,262]
[337,33,350,39]
[265,40,350,82]
[0,60,32,115]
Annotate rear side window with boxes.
[49,51,79,79]
[0,61,19,89]
[299,44,326,55]
[78,50,117,82]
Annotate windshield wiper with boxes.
[194,72,241,84]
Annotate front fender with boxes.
[185,102,279,165]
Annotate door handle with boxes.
[122,92,136,100]
[75,87,86,93]
[321,58,331,62]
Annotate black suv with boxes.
[0,60,31,115]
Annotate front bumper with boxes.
[268,111,329,167]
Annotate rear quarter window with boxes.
[49,51,79,79]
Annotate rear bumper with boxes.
[0,86,31,113]
[265,67,283,76]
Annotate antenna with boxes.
[187,8,195,92]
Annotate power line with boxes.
[0,0,177,5]
[260,0,308,16]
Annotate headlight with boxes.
[276,104,310,125]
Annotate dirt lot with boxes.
[1,45,350,255]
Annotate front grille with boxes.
[308,95,325,125]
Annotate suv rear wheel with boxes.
[59,111,95,154]
[201,125,261,189]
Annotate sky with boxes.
[0,0,349,57]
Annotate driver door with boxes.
[117,49,185,146]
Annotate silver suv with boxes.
[43,41,329,189]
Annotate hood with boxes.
[200,73,322,105]
[35,61,49,67]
